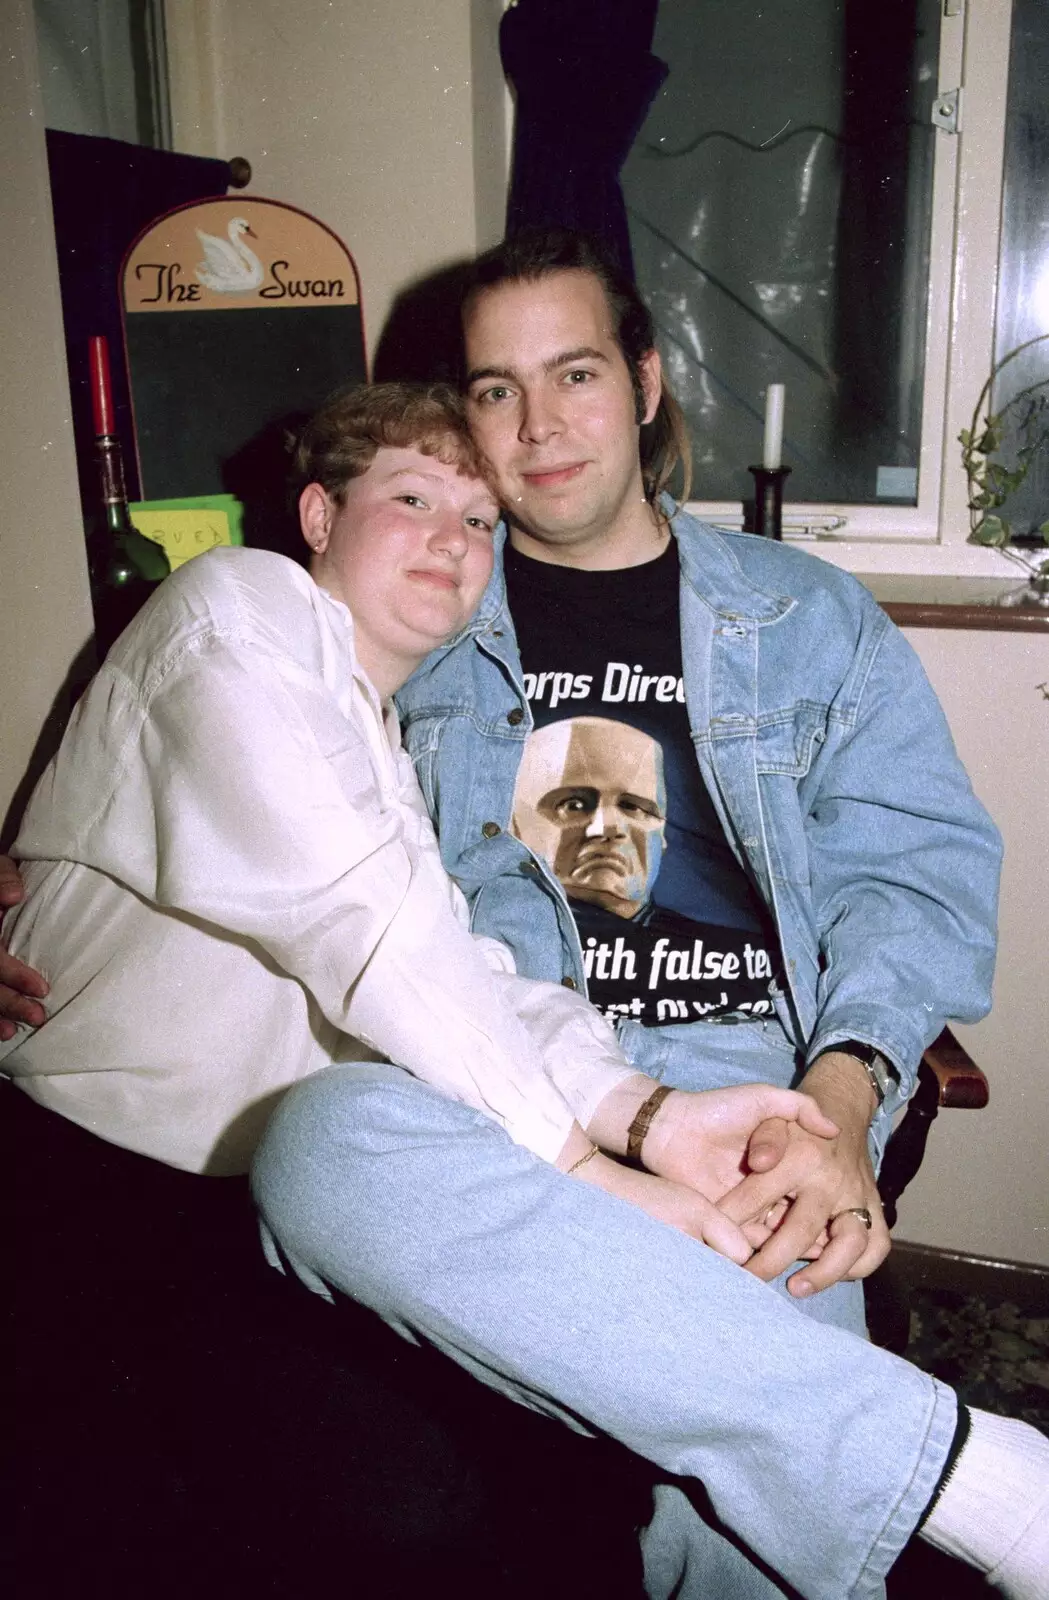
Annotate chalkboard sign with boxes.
[122,197,365,500]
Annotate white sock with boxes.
[920,1406,1049,1599]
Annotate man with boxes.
[392,227,1003,1313]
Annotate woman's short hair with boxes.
[462,228,692,506]
[293,381,492,505]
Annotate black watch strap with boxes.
[814,1039,897,1104]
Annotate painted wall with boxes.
[893,628,1049,1268]
[2,0,1045,1264]
[0,2,94,844]
[168,0,508,350]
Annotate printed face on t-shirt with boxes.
[511,718,666,919]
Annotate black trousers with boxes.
[4,1083,649,1598]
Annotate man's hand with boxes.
[0,853,48,1041]
[717,1051,890,1296]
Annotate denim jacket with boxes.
[396,508,1002,1111]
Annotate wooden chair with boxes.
[869,1026,989,1352]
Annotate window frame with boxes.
[676,1,1020,578]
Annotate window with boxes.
[621,1,1040,577]
[624,1,942,513]
[33,0,171,149]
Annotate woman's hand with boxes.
[573,1150,764,1265]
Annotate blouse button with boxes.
[561,976,578,991]
[507,707,524,726]
[481,821,501,838]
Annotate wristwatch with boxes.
[814,1039,897,1105]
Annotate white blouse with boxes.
[1,549,634,1173]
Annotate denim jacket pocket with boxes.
[753,702,828,778]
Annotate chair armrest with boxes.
[876,1029,989,1227]
[920,1026,990,1110]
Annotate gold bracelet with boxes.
[625,1084,674,1165]
[566,1144,600,1176]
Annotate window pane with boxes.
[622,0,942,506]
[991,0,1049,542]
[33,0,171,149]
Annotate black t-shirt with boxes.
[504,538,782,1026]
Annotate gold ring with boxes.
[831,1206,873,1230]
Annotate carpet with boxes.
[905,1287,1049,1435]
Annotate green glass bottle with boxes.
[86,334,170,655]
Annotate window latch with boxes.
[710,515,849,540]
[932,88,962,134]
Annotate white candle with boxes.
[762,383,785,469]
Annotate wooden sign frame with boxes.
[121,196,366,501]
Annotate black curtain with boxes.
[502,0,667,274]
[834,0,926,459]
[45,131,231,510]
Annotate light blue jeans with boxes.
[252,1057,956,1600]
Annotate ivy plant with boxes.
[962,331,1049,584]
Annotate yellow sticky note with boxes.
[129,507,232,570]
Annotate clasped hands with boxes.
[574,1055,890,1295]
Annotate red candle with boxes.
[89,335,115,437]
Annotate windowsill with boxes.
[685,507,1049,627]
[854,573,1049,631]
[784,536,1039,582]
[685,505,1035,581]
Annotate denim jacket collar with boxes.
[669,505,797,625]
[461,504,797,638]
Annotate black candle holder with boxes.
[745,465,792,540]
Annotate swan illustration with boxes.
[194,217,264,293]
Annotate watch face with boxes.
[828,1041,896,1102]
[868,1055,895,1101]
[869,1057,893,1100]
